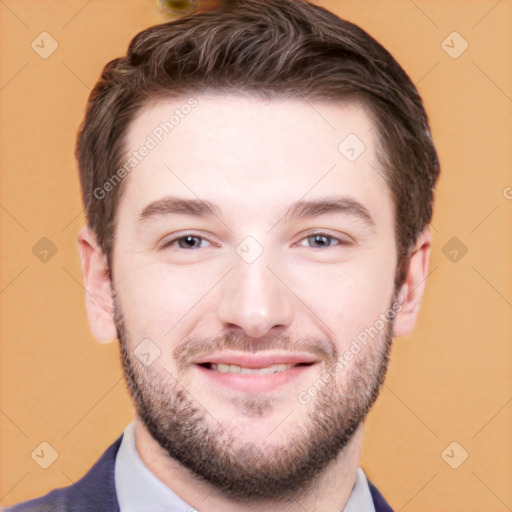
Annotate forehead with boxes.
[117,93,392,228]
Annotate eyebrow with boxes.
[139,197,221,221]
[279,196,376,231]
[138,195,376,232]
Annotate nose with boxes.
[216,251,294,339]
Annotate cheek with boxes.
[287,256,396,342]
[114,241,397,344]
[114,259,217,336]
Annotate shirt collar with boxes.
[115,422,375,512]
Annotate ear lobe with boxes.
[393,228,432,338]
[76,226,118,343]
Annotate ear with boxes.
[393,228,432,338]
[76,226,117,343]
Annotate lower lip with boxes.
[194,364,316,393]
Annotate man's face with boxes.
[110,94,399,499]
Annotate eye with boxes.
[162,234,212,250]
[297,232,351,249]
[161,232,351,251]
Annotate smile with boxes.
[193,353,318,393]
[203,362,311,374]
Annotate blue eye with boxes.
[299,232,344,248]
[164,235,211,249]
[162,232,350,251]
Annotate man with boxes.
[7,0,439,510]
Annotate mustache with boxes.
[173,330,338,371]
[112,296,337,369]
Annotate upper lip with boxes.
[192,351,319,368]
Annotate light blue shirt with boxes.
[115,422,375,512]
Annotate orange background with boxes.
[1,1,510,510]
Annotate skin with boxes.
[77,93,431,512]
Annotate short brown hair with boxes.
[76,0,440,290]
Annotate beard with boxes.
[113,291,395,503]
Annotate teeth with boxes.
[212,363,293,374]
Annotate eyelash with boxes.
[162,232,352,250]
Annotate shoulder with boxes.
[3,434,124,512]
[4,488,69,512]
[367,477,395,512]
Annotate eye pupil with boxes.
[180,235,200,248]
[312,235,329,247]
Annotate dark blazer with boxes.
[5,434,394,511]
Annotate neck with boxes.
[133,415,364,512]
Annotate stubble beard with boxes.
[114,293,395,503]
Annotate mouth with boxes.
[192,352,319,393]
[197,361,315,374]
